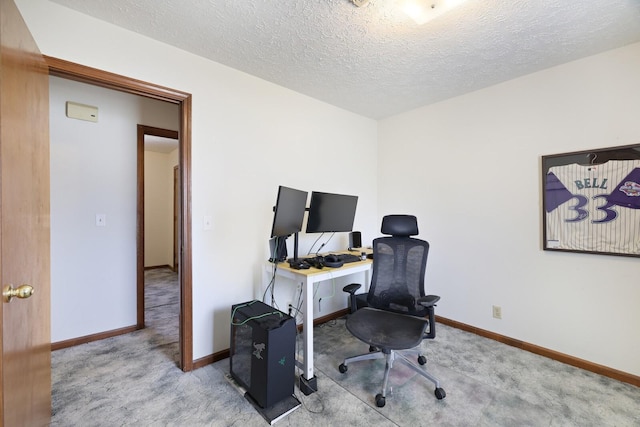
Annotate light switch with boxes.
[96,214,106,227]
[204,215,212,230]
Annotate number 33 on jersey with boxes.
[545,160,640,254]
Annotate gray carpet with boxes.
[51,268,640,426]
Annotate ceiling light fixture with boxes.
[402,0,468,25]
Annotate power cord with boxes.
[230,300,283,326]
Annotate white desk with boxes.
[266,255,372,394]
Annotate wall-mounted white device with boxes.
[66,101,98,122]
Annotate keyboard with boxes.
[329,253,361,263]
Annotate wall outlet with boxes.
[203,215,212,230]
[95,214,106,227]
[492,305,502,319]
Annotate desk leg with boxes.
[299,276,317,395]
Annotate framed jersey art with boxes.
[542,144,640,257]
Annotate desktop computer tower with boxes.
[230,300,296,409]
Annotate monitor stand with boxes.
[287,233,308,269]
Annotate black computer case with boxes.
[230,300,296,409]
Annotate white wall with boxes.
[29,0,638,377]
[144,149,178,268]
[378,42,640,376]
[19,1,379,358]
[49,76,179,342]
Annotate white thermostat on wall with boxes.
[66,101,98,123]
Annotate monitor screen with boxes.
[270,186,309,238]
[305,191,358,233]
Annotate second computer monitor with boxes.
[305,191,358,233]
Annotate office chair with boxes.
[338,215,445,407]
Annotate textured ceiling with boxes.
[51,0,640,119]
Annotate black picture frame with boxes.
[541,144,640,257]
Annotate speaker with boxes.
[349,231,362,249]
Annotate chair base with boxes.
[339,347,445,406]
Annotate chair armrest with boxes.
[418,295,440,339]
[417,295,440,307]
[343,283,362,295]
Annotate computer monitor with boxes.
[305,191,358,233]
[270,186,308,238]
[270,186,308,263]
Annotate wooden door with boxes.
[0,0,52,425]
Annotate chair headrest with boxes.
[381,215,419,237]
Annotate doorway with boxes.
[139,125,179,333]
[47,56,194,371]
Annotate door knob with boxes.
[3,284,34,303]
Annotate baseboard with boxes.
[308,308,349,330]
[436,316,640,387]
[191,309,350,369]
[194,349,228,369]
[50,308,351,366]
[51,324,141,351]
[144,264,172,270]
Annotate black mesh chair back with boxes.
[367,237,429,317]
[368,214,429,316]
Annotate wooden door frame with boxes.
[45,56,194,371]
[173,165,179,272]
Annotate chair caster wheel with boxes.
[435,387,446,400]
[339,363,348,373]
[375,393,386,407]
[417,355,427,365]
